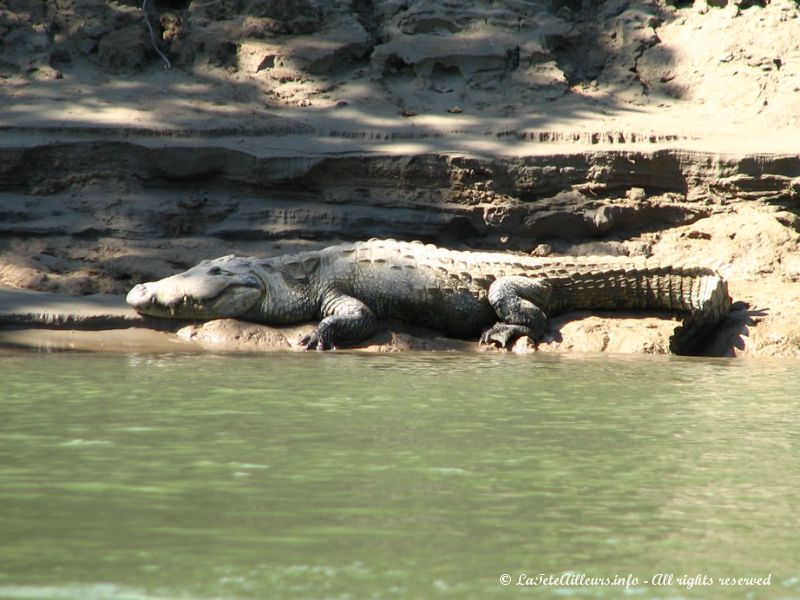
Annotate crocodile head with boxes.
[126,255,265,320]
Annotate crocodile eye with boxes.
[208,267,222,275]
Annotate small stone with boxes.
[774,211,800,232]
[447,106,463,114]
[626,187,647,201]
[28,65,63,80]
[531,244,553,257]
[719,53,734,63]
[177,325,198,341]
[511,336,537,354]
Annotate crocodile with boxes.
[126,239,730,354]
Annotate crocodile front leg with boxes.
[299,291,377,351]
[481,276,552,348]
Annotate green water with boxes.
[0,351,798,599]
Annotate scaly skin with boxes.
[126,239,731,354]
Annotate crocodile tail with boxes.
[669,273,731,355]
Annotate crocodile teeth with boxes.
[170,306,176,316]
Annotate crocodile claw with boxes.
[299,330,337,351]
[480,323,535,349]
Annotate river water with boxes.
[0,351,797,599]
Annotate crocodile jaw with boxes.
[127,282,264,319]
[126,262,265,320]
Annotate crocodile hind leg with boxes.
[481,276,552,348]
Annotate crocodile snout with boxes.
[126,283,152,309]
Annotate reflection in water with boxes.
[0,353,797,599]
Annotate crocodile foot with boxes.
[298,329,337,351]
[480,323,535,349]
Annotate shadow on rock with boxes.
[701,301,769,358]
